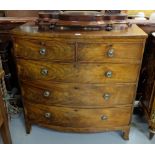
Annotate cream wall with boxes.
[127,10,155,17]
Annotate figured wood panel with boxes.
[17,59,140,83]
[14,39,74,62]
[5,11,39,17]
[0,86,12,143]
[21,81,135,108]
[78,42,143,63]
[26,102,132,129]
[0,108,3,127]
[11,22,147,136]
[14,38,144,64]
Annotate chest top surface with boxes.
[11,22,147,40]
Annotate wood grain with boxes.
[0,108,3,126]
[25,102,132,129]
[136,30,155,139]
[78,42,143,63]
[17,59,140,83]
[14,38,143,64]
[0,70,12,144]
[14,39,74,62]
[21,81,135,108]
[11,24,147,39]
[11,22,147,139]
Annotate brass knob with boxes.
[107,48,114,57]
[39,48,46,55]
[105,71,112,78]
[44,112,51,118]
[103,93,111,100]
[101,115,108,121]
[43,90,50,97]
[40,68,48,76]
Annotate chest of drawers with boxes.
[0,69,12,144]
[136,29,155,139]
[11,23,147,140]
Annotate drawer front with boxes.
[14,39,74,62]
[78,42,143,63]
[21,81,135,107]
[14,39,143,63]
[26,102,132,129]
[17,60,140,83]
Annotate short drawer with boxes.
[17,59,140,83]
[21,81,135,107]
[26,102,132,129]
[14,39,74,62]
[78,42,143,63]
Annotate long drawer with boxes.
[14,39,143,63]
[14,39,74,62]
[25,102,132,130]
[21,81,135,107]
[17,59,140,83]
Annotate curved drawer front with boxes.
[26,102,131,129]
[14,39,143,63]
[21,81,135,107]
[78,42,143,63]
[17,60,139,83]
[14,39,74,62]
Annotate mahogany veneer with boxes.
[11,23,147,140]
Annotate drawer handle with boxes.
[39,48,46,55]
[103,93,111,100]
[101,115,108,121]
[105,71,112,78]
[107,48,114,57]
[44,112,51,118]
[43,90,50,97]
[40,68,48,76]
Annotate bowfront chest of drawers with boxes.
[11,23,147,140]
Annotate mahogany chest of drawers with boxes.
[11,23,147,140]
[0,69,12,144]
[136,25,155,139]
